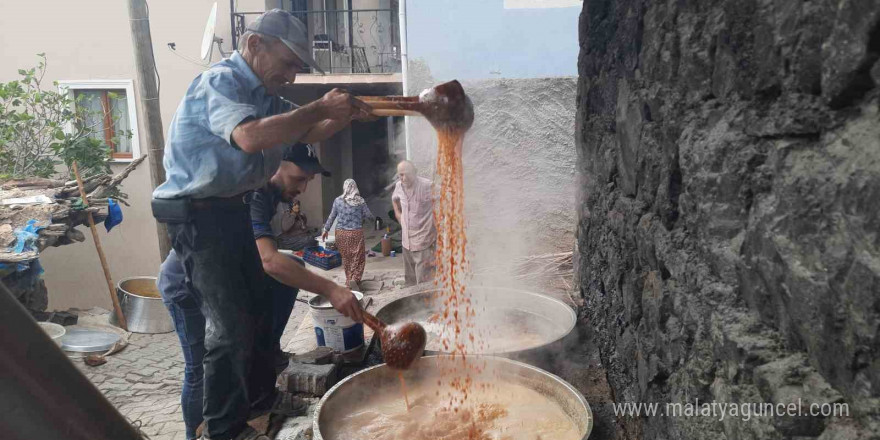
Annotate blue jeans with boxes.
[163,281,297,440]
[164,295,206,440]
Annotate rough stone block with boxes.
[277,362,338,396]
[359,280,384,292]
[50,311,78,326]
[290,346,334,365]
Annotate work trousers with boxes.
[166,207,276,440]
[403,244,436,286]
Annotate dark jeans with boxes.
[163,295,206,440]
[167,207,281,439]
[162,280,296,439]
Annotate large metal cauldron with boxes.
[109,277,174,334]
[375,287,577,368]
[314,356,593,440]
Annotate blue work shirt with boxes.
[153,51,294,200]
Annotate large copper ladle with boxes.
[360,80,475,132]
[362,311,426,370]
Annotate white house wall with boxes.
[0,0,242,310]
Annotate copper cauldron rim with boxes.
[312,355,593,440]
[375,286,578,357]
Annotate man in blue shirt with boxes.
[151,9,370,440]
[159,144,360,440]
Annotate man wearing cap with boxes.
[151,9,371,440]
[158,144,358,440]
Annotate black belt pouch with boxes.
[151,198,192,223]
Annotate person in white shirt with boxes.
[392,160,437,286]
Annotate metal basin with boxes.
[314,356,593,440]
[109,277,173,334]
[375,287,577,366]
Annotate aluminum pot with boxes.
[314,355,593,440]
[375,287,578,369]
[109,277,174,334]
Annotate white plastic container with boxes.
[38,322,66,347]
[309,291,364,352]
[315,234,336,250]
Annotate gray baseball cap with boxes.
[247,9,325,75]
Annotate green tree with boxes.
[0,54,126,181]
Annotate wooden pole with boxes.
[73,162,128,331]
[127,0,172,261]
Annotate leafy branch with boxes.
[0,54,127,183]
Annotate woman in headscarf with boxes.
[323,179,375,290]
[277,200,318,251]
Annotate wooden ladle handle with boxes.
[360,96,423,117]
[362,311,386,333]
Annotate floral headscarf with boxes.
[342,179,365,206]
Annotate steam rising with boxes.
[403,61,578,294]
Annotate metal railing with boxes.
[232,8,401,75]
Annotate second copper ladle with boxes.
[361,311,427,371]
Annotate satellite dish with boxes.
[200,3,225,61]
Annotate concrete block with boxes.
[359,280,384,292]
[277,362,338,396]
[290,346,334,365]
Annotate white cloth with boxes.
[342,179,365,206]
[392,176,436,252]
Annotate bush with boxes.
[0,54,124,181]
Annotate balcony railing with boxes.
[232,8,401,75]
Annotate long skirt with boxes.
[335,228,366,283]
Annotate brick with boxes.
[159,421,184,435]
[131,366,161,377]
[290,347,334,365]
[132,382,164,391]
[277,362,338,396]
[142,422,164,436]
[148,411,183,425]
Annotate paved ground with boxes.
[72,253,404,440]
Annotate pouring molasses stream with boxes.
[354,79,472,373]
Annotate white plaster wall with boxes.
[0,0,239,310]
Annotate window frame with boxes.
[57,79,141,162]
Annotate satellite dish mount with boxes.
[201,3,230,61]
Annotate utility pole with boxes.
[127,0,172,261]
[399,0,411,159]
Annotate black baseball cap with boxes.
[283,143,331,177]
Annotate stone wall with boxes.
[575,0,880,438]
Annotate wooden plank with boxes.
[73,161,127,331]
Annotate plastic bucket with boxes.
[309,291,364,352]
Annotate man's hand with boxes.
[318,88,373,121]
[322,230,329,241]
[326,285,363,323]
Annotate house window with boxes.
[58,80,140,162]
